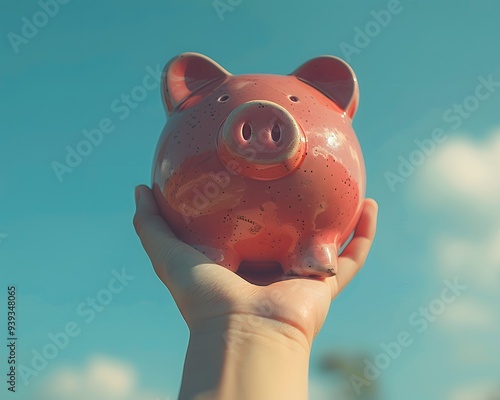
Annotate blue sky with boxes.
[1,1,499,399]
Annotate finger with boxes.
[329,198,378,298]
[133,185,213,287]
[133,185,177,240]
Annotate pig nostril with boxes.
[271,124,281,142]
[241,122,252,141]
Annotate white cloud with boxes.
[413,129,500,298]
[309,373,368,400]
[38,355,170,400]
[434,230,500,292]
[440,298,496,329]
[308,380,332,400]
[309,378,351,400]
[415,131,500,215]
[447,380,500,400]
[412,129,500,386]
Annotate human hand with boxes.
[133,184,378,346]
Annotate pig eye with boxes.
[217,94,230,103]
[289,95,299,102]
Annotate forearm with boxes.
[179,314,311,400]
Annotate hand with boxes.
[133,184,378,346]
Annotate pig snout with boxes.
[217,100,306,180]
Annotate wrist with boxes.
[180,314,311,400]
[193,313,311,352]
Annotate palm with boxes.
[134,185,377,343]
[168,263,332,342]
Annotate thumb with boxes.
[133,185,212,289]
[133,184,177,242]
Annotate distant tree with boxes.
[319,352,379,400]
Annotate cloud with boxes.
[411,129,500,392]
[447,380,500,400]
[413,129,500,298]
[38,355,170,400]
[309,378,351,400]
[440,298,496,329]
[308,379,332,400]
[434,230,500,293]
[414,130,500,217]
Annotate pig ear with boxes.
[291,56,359,118]
[163,53,230,114]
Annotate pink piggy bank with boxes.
[151,53,365,277]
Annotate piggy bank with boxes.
[151,52,365,277]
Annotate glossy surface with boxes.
[152,53,366,277]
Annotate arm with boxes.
[133,185,378,400]
[180,315,309,400]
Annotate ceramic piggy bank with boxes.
[151,53,365,277]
